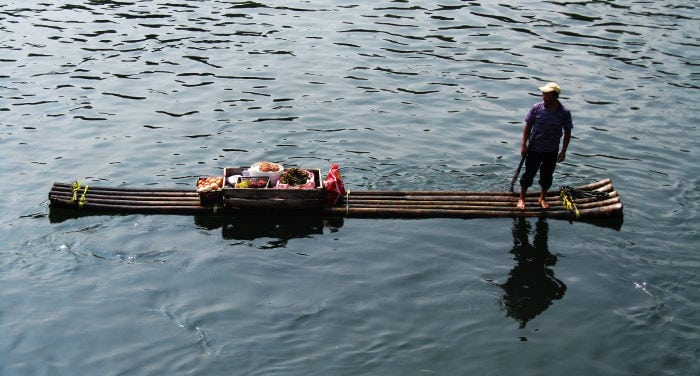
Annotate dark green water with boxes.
[1,1,698,375]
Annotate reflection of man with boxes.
[500,217,566,328]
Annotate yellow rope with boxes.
[71,181,81,203]
[71,181,89,208]
[559,187,580,218]
[79,185,89,208]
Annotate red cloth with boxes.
[323,164,346,205]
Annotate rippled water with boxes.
[1,1,698,375]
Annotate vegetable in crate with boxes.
[279,168,309,186]
[235,178,268,188]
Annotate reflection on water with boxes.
[194,214,344,248]
[49,207,345,249]
[500,217,566,329]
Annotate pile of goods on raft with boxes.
[196,162,346,209]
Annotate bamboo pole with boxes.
[50,192,200,204]
[346,179,612,198]
[344,200,519,208]
[51,185,198,198]
[322,203,622,219]
[349,190,518,197]
[52,182,197,193]
[50,196,202,206]
[49,197,220,215]
[344,195,518,203]
[322,206,572,219]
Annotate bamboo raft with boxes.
[48,178,623,222]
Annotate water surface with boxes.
[1,1,698,375]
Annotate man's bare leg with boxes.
[538,190,550,209]
[517,187,527,210]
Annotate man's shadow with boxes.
[500,217,567,328]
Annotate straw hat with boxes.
[538,82,561,94]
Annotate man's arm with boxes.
[558,128,571,162]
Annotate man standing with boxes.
[517,82,573,210]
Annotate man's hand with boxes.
[557,150,566,162]
[521,144,528,157]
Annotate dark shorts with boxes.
[520,150,558,191]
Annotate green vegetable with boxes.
[280,168,309,186]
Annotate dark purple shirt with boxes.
[525,101,573,153]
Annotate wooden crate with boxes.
[223,167,325,211]
[196,177,224,206]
